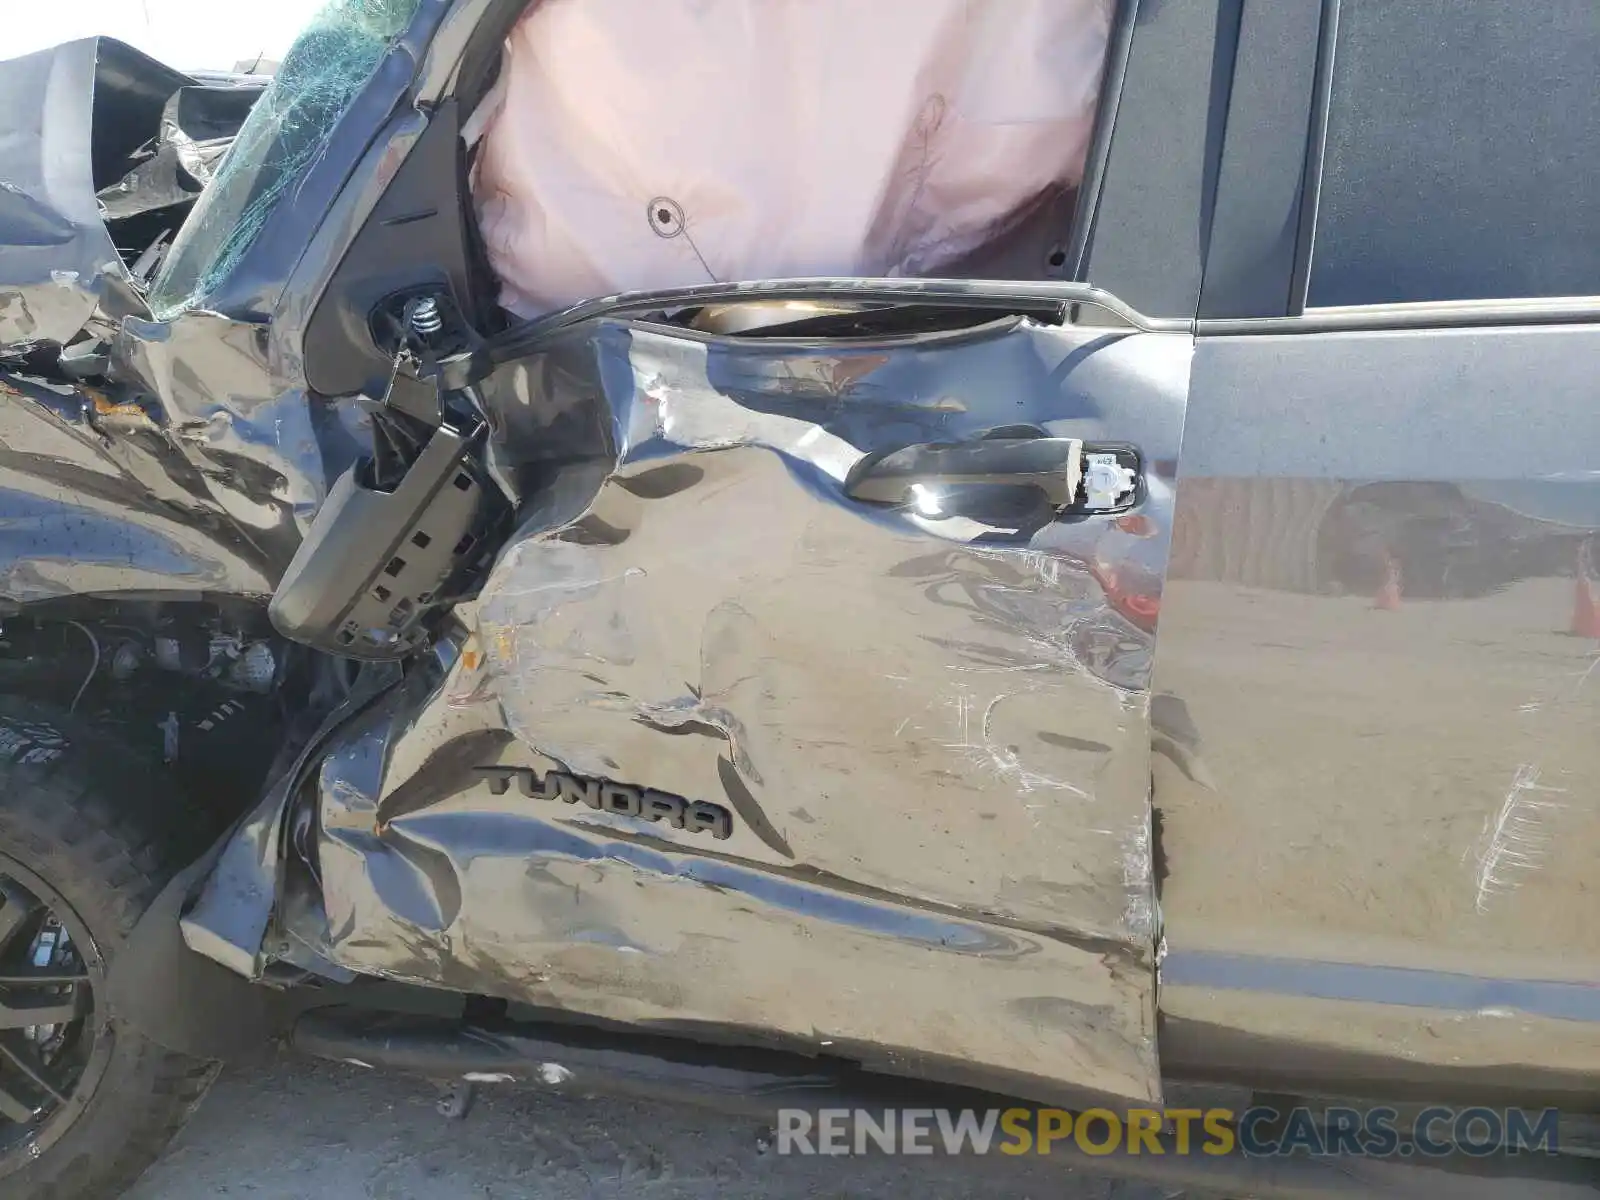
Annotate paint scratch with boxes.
[942,688,1089,802]
[1473,764,1567,912]
[1569,649,1600,701]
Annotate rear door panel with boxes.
[304,313,1188,1104]
[1154,0,1600,1097]
[1160,320,1600,1094]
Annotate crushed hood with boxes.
[0,38,263,355]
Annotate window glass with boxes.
[1307,0,1599,307]
[149,0,423,317]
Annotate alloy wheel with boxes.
[0,857,110,1164]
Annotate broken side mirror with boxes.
[269,415,506,660]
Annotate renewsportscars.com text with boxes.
[775,1106,1561,1158]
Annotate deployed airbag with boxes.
[474,0,1111,317]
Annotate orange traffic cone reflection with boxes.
[1374,555,1403,611]
[1571,543,1600,638]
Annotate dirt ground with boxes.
[124,1055,1184,1200]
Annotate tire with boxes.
[0,699,219,1200]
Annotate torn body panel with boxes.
[95,81,266,223]
[0,40,152,353]
[0,311,363,607]
[0,37,263,355]
[4,0,1191,1114]
[275,314,1189,1105]
[0,25,382,605]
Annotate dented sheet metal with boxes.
[149,0,430,318]
[0,34,358,605]
[96,82,265,222]
[0,40,142,353]
[0,312,363,607]
[283,315,1190,1106]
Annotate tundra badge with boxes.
[476,766,734,839]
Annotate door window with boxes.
[1306,0,1600,307]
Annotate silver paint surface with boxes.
[0,40,139,353]
[1156,322,1600,1099]
[0,317,362,606]
[0,7,448,606]
[285,314,1190,1106]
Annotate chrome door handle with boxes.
[845,436,1140,513]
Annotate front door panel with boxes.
[304,313,1188,1104]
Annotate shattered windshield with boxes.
[148,0,424,317]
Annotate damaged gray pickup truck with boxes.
[1,0,1598,1196]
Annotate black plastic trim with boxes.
[1073,0,1245,320]
[486,278,1181,362]
[1198,296,1600,337]
[1286,0,1342,314]
[1065,0,1141,283]
[1196,0,1325,319]
[301,100,481,401]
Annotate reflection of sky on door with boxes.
[5,0,330,72]
[1460,482,1600,531]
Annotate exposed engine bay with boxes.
[0,602,310,853]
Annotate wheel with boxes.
[0,700,219,1199]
